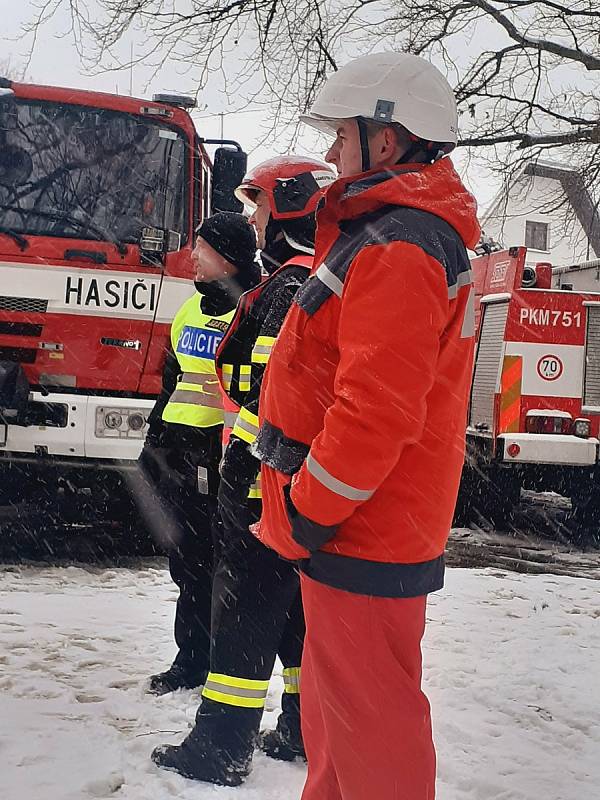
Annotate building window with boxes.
[525,220,549,251]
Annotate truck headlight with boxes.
[574,418,591,439]
[96,407,148,438]
[104,411,123,430]
[128,413,146,431]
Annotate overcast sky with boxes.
[1,0,497,212]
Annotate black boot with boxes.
[147,664,206,696]
[260,694,305,762]
[151,698,262,785]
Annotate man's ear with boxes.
[378,126,402,160]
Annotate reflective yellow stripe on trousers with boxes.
[202,672,270,708]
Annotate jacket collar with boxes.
[318,158,481,250]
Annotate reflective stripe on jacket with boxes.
[255,158,481,597]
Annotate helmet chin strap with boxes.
[356,117,371,173]
[282,230,315,255]
[357,117,431,171]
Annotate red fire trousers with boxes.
[300,574,436,800]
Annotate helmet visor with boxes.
[272,171,329,215]
[234,182,261,209]
[298,113,346,137]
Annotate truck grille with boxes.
[469,301,509,430]
[0,322,43,337]
[0,296,48,313]
[0,346,37,364]
[583,306,600,407]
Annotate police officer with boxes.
[138,212,260,696]
[151,156,335,783]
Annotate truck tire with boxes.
[567,486,600,547]
[454,465,521,530]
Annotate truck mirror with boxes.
[139,226,167,267]
[139,227,181,267]
[211,147,248,213]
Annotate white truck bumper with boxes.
[498,433,599,466]
[0,391,152,462]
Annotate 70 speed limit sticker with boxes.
[536,354,563,381]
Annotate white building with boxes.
[480,161,600,271]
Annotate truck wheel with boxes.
[566,488,600,548]
[453,469,475,526]
[454,466,521,530]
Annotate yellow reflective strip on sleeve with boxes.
[239,364,251,392]
[233,406,260,444]
[283,666,301,694]
[233,424,255,444]
[251,349,270,365]
[201,672,269,709]
[256,336,277,347]
[239,407,259,427]
[251,335,277,365]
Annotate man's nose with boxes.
[325,144,338,166]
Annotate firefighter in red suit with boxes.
[254,53,481,799]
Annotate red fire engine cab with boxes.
[0,78,246,522]
[458,246,600,536]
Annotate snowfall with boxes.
[1,562,598,800]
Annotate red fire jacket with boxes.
[253,158,481,597]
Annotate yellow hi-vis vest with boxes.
[162,294,234,428]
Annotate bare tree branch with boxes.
[15,0,600,214]
[470,0,600,70]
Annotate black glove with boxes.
[143,424,163,450]
[283,483,338,553]
[138,443,187,492]
[217,436,261,532]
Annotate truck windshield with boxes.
[0,99,188,245]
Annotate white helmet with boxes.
[300,51,458,150]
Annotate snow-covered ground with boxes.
[1,563,598,800]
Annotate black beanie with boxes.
[195,212,257,275]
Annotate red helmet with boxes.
[235,155,336,221]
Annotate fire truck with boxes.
[0,78,247,526]
[457,245,600,538]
